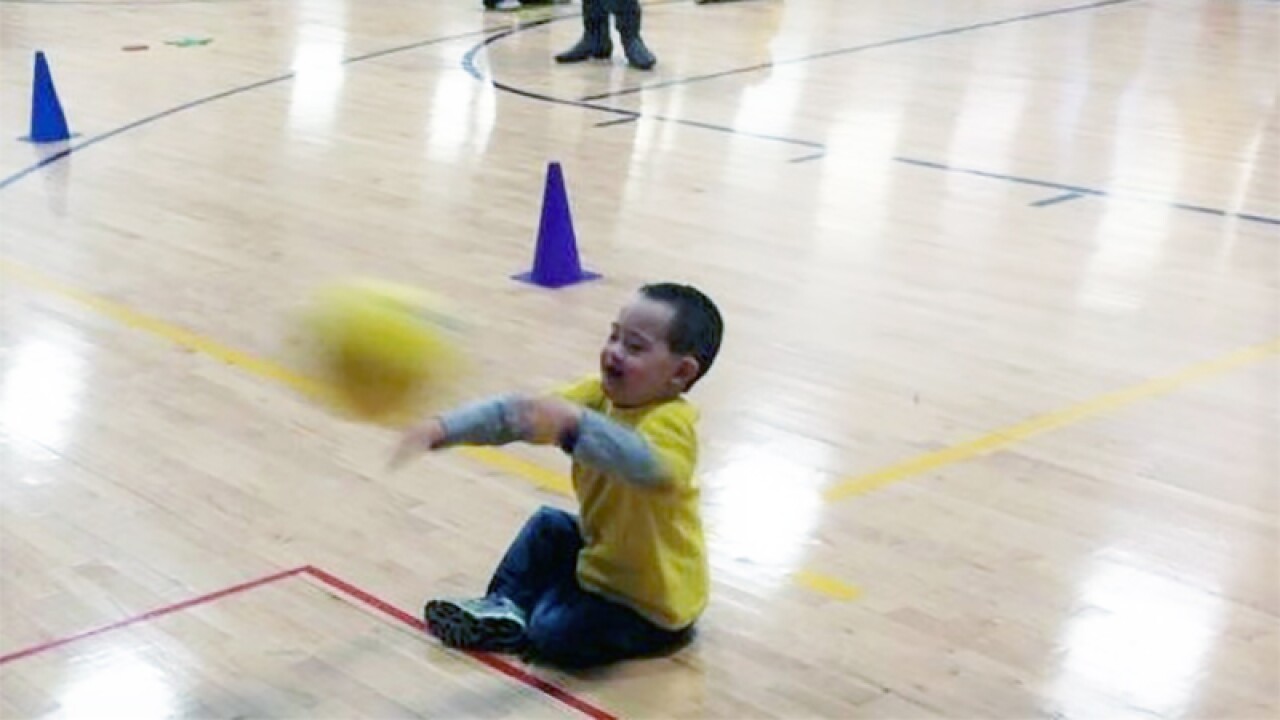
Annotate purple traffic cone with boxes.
[513,162,601,288]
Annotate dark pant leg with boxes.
[609,0,656,69]
[486,506,583,615]
[555,0,612,62]
[525,581,693,669]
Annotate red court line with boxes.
[0,564,619,720]
[0,566,308,666]
[300,566,619,720]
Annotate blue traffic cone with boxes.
[25,51,72,143]
[513,162,601,289]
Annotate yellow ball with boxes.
[297,278,463,426]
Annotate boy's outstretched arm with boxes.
[390,395,688,488]
[390,394,569,469]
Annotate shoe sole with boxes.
[555,50,613,63]
[424,600,525,652]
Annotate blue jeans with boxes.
[488,506,693,668]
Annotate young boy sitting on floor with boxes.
[391,282,724,668]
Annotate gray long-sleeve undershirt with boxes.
[437,396,667,487]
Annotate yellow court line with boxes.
[792,569,862,601]
[1,258,855,597]
[1,259,321,396]
[6,259,1269,599]
[0,258,576,496]
[460,447,574,496]
[824,337,1280,502]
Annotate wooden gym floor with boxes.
[0,0,1276,717]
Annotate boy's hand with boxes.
[388,418,446,470]
[518,396,582,446]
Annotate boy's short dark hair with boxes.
[640,283,723,388]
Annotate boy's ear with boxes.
[672,355,700,389]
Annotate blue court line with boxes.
[578,0,1140,101]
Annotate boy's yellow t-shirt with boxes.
[555,376,708,630]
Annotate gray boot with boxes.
[556,0,612,62]
[612,0,656,70]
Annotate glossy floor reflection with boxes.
[1,0,1276,717]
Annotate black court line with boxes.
[4,3,1276,229]
[0,0,257,4]
[1237,213,1280,226]
[0,76,288,192]
[579,0,1141,101]
[1031,192,1087,208]
[789,152,827,164]
[594,117,640,128]
[1174,203,1228,218]
[462,5,1280,226]
[895,157,1103,195]
[649,115,823,150]
[0,26,504,193]
[896,158,1280,225]
[459,20,825,156]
